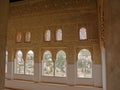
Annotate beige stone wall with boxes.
[7,0,101,64]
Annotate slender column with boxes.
[7,49,14,80]
[0,0,9,89]
[34,49,40,82]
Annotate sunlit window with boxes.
[42,50,54,76]
[45,30,51,41]
[55,50,66,77]
[77,49,92,78]
[25,50,34,75]
[16,32,22,42]
[25,32,31,42]
[5,51,8,73]
[56,29,62,41]
[79,28,87,40]
[14,50,24,74]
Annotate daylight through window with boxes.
[55,50,66,77]
[45,30,51,41]
[79,28,87,40]
[25,50,34,75]
[42,50,54,76]
[5,51,8,73]
[77,49,92,78]
[14,50,24,74]
[56,29,62,41]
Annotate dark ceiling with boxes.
[10,0,23,3]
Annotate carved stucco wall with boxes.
[7,0,101,64]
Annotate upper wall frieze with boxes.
[9,0,97,18]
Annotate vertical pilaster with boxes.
[104,0,120,90]
[67,47,76,85]
[0,0,9,89]
[34,49,40,82]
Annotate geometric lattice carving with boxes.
[45,30,51,41]
[79,27,87,40]
[16,32,22,42]
[56,29,62,41]
[25,32,31,42]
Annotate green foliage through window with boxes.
[77,49,92,78]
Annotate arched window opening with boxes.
[16,32,22,42]
[55,50,67,77]
[14,50,24,74]
[56,29,62,41]
[25,32,31,42]
[42,50,54,76]
[79,27,87,40]
[77,49,92,78]
[45,30,51,41]
[25,50,34,75]
[5,51,8,73]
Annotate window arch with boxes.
[79,27,87,40]
[77,49,92,78]
[55,50,67,77]
[25,50,34,75]
[42,50,54,76]
[25,32,31,42]
[14,50,24,74]
[5,51,8,73]
[45,30,51,41]
[56,29,62,41]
